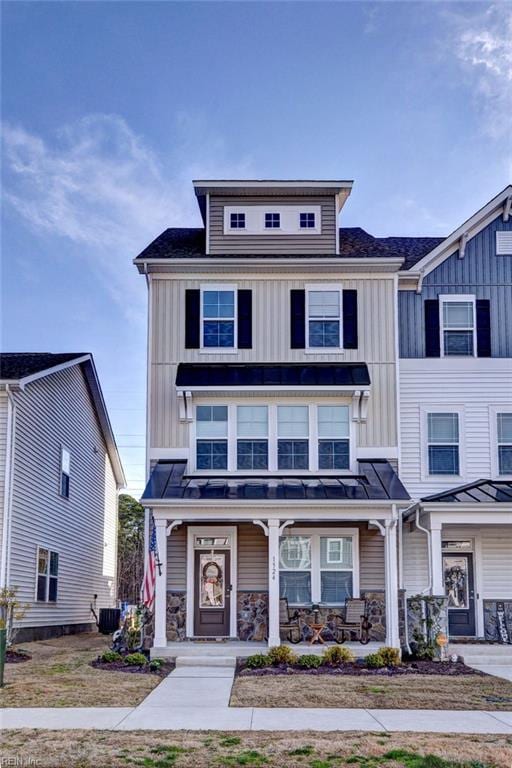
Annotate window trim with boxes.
[305,283,344,352]
[199,283,238,353]
[490,406,512,479]
[229,212,246,230]
[439,294,477,358]
[279,527,359,606]
[300,211,316,229]
[35,545,59,603]
[60,445,70,499]
[421,406,465,481]
[223,205,321,235]
[264,211,281,230]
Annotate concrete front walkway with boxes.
[1,660,512,734]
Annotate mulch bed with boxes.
[5,650,32,664]
[238,660,484,677]
[90,659,174,677]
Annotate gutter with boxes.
[0,385,16,588]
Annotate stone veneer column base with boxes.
[237,591,268,641]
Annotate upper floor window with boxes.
[497,413,512,475]
[318,406,350,469]
[265,212,280,229]
[300,212,316,229]
[60,447,70,498]
[196,405,228,470]
[440,296,476,356]
[307,287,342,348]
[230,212,245,229]
[37,547,59,602]
[202,288,236,348]
[277,406,309,469]
[427,412,460,475]
[237,406,268,470]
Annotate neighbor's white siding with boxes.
[400,358,512,497]
[9,365,117,628]
[0,393,9,561]
[402,527,429,596]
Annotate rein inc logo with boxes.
[0,758,42,767]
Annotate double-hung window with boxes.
[279,532,356,605]
[318,406,350,469]
[265,212,280,229]
[237,406,268,470]
[307,286,342,348]
[196,406,228,470]
[202,288,236,348]
[60,447,70,498]
[277,406,309,469]
[37,547,59,602]
[300,212,315,229]
[497,413,512,475]
[230,212,245,229]
[440,296,476,356]
[427,412,460,475]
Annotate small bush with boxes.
[267,645,298,666]
[245,653,272,669]
[297,654,322,669]
[149,658,164,671]
[377,646,401,667]
[100,650,122,663]
[124,652,148,667]
[322,645,355,665]
[365,652,386,669]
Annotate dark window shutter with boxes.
[424,299,440,357]
[476,299,491,357]
[237,290,252,349]
[185,289,200,349]
[342,290,358,349]
[290,290,306,349]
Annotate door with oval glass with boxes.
[443,550,475,636]
[194,550,231,636]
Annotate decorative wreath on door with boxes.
[202,561,222,583]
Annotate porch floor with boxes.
[152,641,384,659]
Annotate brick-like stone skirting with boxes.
[484,600,512,642]
[237,592,268,641]
[166,591,186,641]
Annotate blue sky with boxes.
[2,1,511,497]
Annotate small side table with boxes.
[309,623,326,645]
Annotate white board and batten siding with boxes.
[400,358,512,498]
[9,365,118,628]
[0,393,9,549]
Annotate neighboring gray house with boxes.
[0,353,125,641]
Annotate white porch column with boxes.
[384,519,400,648]
[267,519,281,647]
[153,518,168,648]
[430,522,444,595]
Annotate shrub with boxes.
[365,652,386,669]
[124,652,148,667]
[267,645,298,666]
[297,654,322,669]
[149,658,164,671]
[376,646,401,667]
[100,650,122,663]
[322,645,355,666]
[245,653,272,669]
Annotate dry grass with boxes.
[1,729,511,767]
[0,633,161,708]
[231,673,512,711]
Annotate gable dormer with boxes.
[193,180,352,256]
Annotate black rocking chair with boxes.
[279,598,302,644]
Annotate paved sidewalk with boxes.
[2,664,512,734]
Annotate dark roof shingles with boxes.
[0,353,86,380]
[422,479,512,503]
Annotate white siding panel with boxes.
[0,393,8,550]
[402,527,429,596]
[481,527,512,598]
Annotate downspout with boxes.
[414,505,432,643]
[0,385,16,589]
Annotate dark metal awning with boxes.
[175,363,370,389]
[422,479,512,503]
[141,459,409,503]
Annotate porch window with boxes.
[279,536,312,604]
[277,406,309,470]
[497,413,512,475]
[320,536,353,603]
[196,405,228,470]
[237,406,268,470]
[307,287,342,348]
[427,412,460,475]
[440,297,476,356]
[318,405,350,469]
[37,547,59,602]
[202,289,236,348]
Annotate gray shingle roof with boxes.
[0,353,87,381]
[134,227,444,269]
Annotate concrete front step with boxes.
[175,655,236,668]
[450,643,512,665]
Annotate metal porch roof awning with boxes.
[422,479,512,503]
[175,363,371,389]
[141,459,409,502]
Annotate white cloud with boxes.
[450,4,512,139]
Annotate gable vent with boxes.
[496,231,512,255]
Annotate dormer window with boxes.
[300,212,316,229]
[265,212,280,229]
[230,212,245,229]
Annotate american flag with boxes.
[142,518,159,609]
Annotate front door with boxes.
[194,550,231,636]
[443,552,476,636]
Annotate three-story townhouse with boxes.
[135,180,425,654]
[398,186,512,643]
